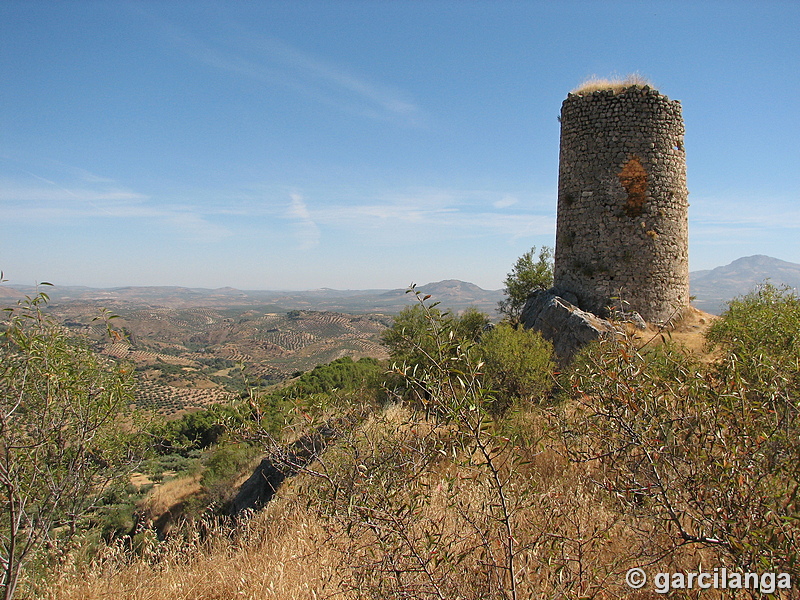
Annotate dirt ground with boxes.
[627,305,720,360]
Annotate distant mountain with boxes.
[380,280,502,311]
[418,279,492,298]
[690,255,800,314]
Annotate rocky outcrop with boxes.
[230,456,289,516]
[229,418,356,516]
[520,290,621,362]
[230,425,338,516]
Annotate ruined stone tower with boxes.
[553,85,689,323]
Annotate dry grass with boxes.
[38,401,728,600]
[45,500,350,600]
[138,474,203,526]
[622,305,720,360]
[572,72,653,95]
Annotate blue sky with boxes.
[1,1,798,290]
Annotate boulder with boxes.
[521,290,621,362]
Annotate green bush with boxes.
[382,302,489,376]
[292,357,382,396]
[706,282,800,398]
[479,323,554,411]
[155,403,247,453]
[381,303,443,370]
[454,307,491,342]
[200,441,260,511]
[378,290,529,597]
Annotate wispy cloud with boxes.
[149,12,424,126]
[2,157,553,248]
[0,168,232,242]
[258,38,422,123]
[493,195,519,209]
[163,210,232,242]
[690,194,800,230]
[287,193,321,250]
[295,188,555,243]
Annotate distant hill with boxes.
[418,279,494,299]
[0,280,503,315]
[690,255,800,314]
[380,280,503,313]
[6,256,797,318]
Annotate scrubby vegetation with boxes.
[0,289,146,599]
[3,280,798,599]
[560,285,800,577]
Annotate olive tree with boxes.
[497,246,554,324]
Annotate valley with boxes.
[48,301,391,417]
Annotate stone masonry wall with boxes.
[553,86,689,323]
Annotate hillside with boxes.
[35,284,800,600]
[0,279,506,419]
[378,279,503,311]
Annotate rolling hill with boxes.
[0,280,505,314]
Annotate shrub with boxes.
[479,323,554,412]
[156,405,238,452]
[201,441,260,512]
[382,301,490,385]
[381,303,443,370]
[559,285,800,576]
[705,283,800,397]
[454,307,490,342]
[292,357,382,396]
[351,290,530,598]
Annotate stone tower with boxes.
[553,85,689,323]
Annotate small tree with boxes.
[383,288,526,599]
[380,303,442,371]
[498,246,554,324]
[0,290,142,599]
[381,302,491,385]
[454,307,490,343]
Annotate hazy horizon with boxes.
[4,253,799,294]
[2,1,798,290]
